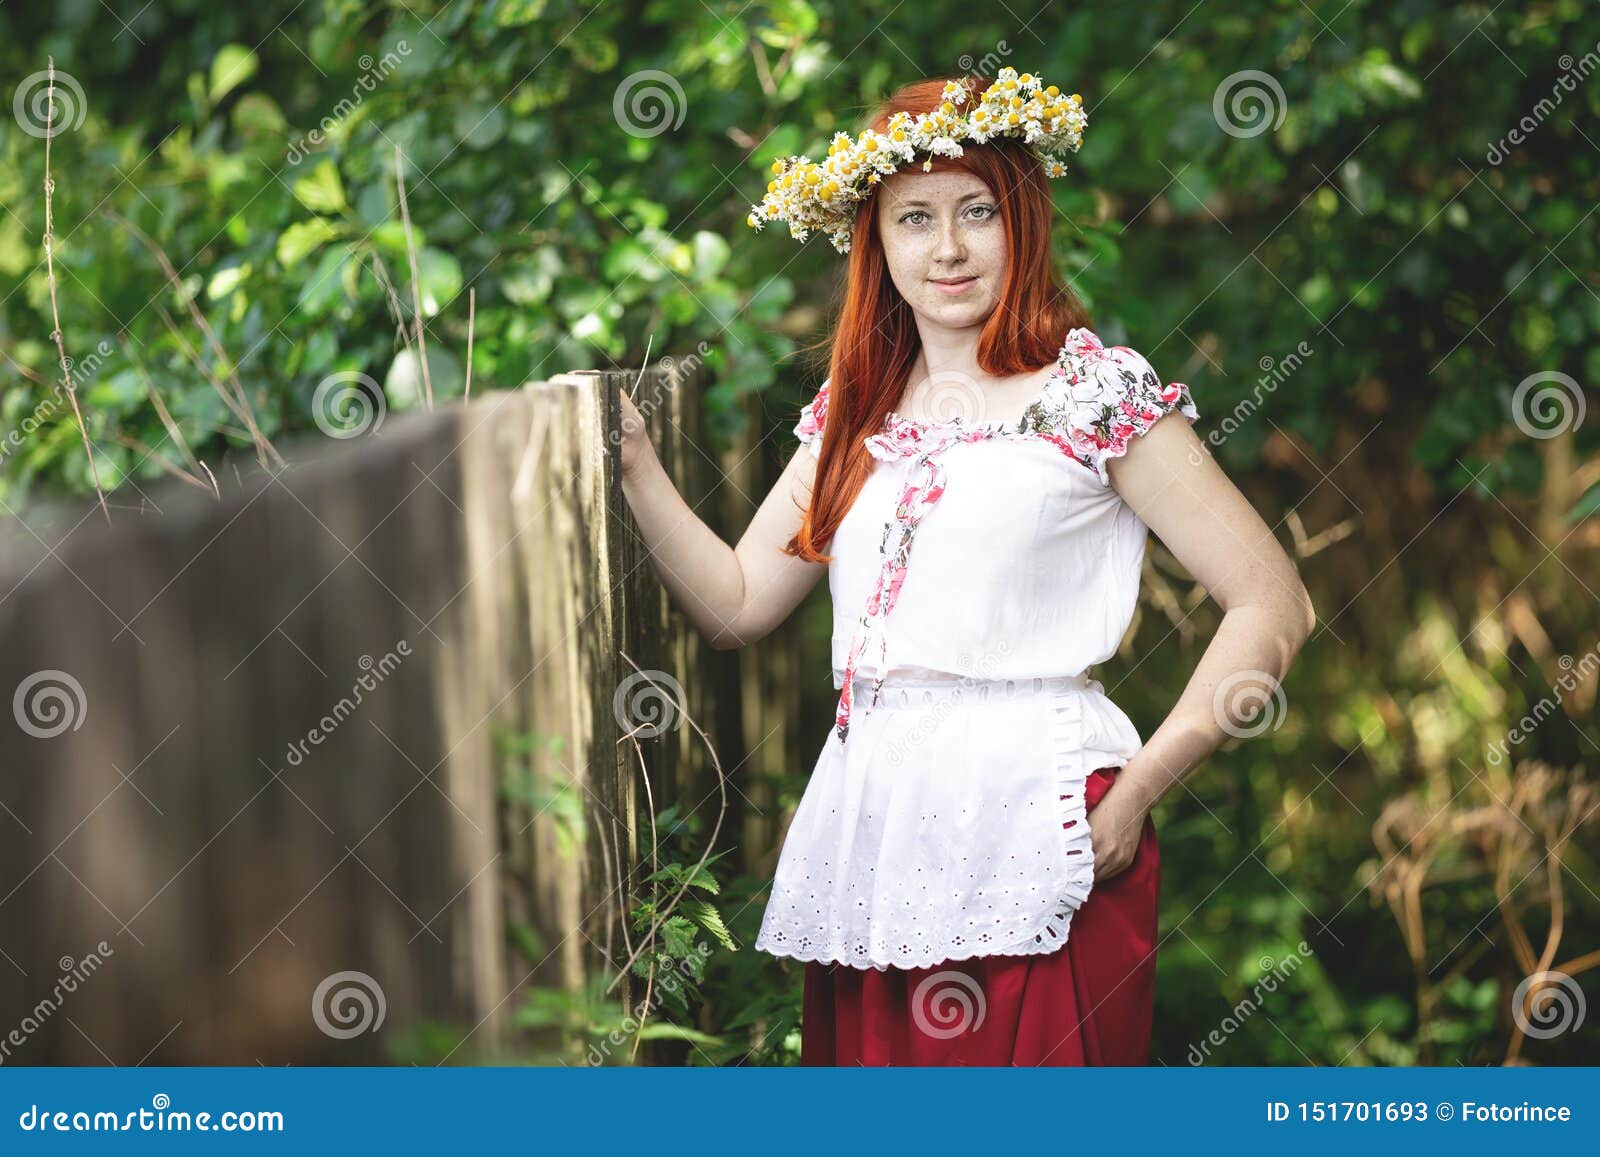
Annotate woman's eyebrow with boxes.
[894,191,987,208]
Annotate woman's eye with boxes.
[898,205,993,225]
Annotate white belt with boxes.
[841,670,1095,708]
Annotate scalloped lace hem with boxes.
[754,924,1085,972]
[755,691,1111,972]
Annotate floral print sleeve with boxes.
[794,377,830,456]
[1053,340,1198,486]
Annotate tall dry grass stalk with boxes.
[393,143,435,411]
[40,57,110,523]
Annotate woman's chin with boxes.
[919,290,995,324]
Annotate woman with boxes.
[616,70,1314,1065]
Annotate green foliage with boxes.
[2,0,1596,1066]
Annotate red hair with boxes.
[784,76,1092,564]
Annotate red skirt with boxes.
[800,764,1160,1066]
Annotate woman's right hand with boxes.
[617,386,653,480]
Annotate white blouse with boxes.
[755,326,1199,971]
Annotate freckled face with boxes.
[875,169,1007,328]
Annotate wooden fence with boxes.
[0,363,802,1064]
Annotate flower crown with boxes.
[745,68,1087,255]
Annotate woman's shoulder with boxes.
[1039,325,1200,486]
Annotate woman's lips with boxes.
[930,276,977,295]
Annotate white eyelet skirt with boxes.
[754,671,1145,972]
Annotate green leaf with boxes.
[1566,481,1600,524]
[659,915,699,958]
[452,103,507,150]
[634,1023,724,1046]
[601,238,661,284]
[277,218,342,267]
[501,257,554,306]
[681,899,736,950]
[85,369,145,410]
[298,247,351,317]
[691,231,730,280]
[370,220,423,257]
[492,0,548,25]
[384,346,464,409]
[231,92,287,137]
[292,160,347,215]
[209,44,259,103]
[415,248,462,317]
[206,262,251,301]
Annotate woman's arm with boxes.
[1090,411,1316,875]
[617,387,829,651]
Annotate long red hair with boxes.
[784,76,1092,564]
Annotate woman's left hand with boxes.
[1089,788,1149,882]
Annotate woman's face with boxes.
[875,168,1007,330]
